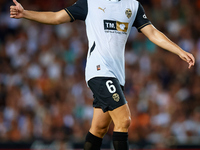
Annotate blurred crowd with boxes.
[1,0,200,149]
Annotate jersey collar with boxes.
[107,0,121,2]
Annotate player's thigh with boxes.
[90,107,112,138]
[108,103,131,132]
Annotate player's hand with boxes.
[179,50,195,69]
[10,0,24,19]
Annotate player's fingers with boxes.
[181,56,189,62]
[10,8,17,12]
[184,55,192,64]
[188,53,195,65]
[186,56,195,68]
[185,55,190,62]
[184,56,193,68]
[10,7,17,10]
[188,62,192,69]
[10,15,16,18]
[10,10,17,13]
[13,0,19,5]
[10,8,18,13]
[10,6,17,9]
[10,11,18,15]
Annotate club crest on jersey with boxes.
[112,93,120,102]
[125,8,132,19]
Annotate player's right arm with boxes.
[10,0,71,24]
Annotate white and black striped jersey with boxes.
[65,0,151,86]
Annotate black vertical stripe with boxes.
[90,42,96,56]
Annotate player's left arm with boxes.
[141,24,195,68]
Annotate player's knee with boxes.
[122,117,131,128]
[91,124,109,137]
[96,125,109,136]
[115,117,131,130]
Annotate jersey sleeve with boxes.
[132,3,151,32]
[64,0,88,22]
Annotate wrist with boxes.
[175,47,184,56]
[177,49,186,58]
[22,10,27,18]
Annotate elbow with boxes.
[54,20,61,25]
[53,18,61,25]
[52,12,62,25]
[142,25,167,45]
[147,35,156,43]
[148,29,157,42]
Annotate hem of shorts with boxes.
[93,101,127,113]
[109,101,128,112]
[93,104,108,113]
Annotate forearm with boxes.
[23,10,59,25]
[10,1,70,24]
[141,25,195,68]
[141,25,184,56]
[148,29,183,56]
